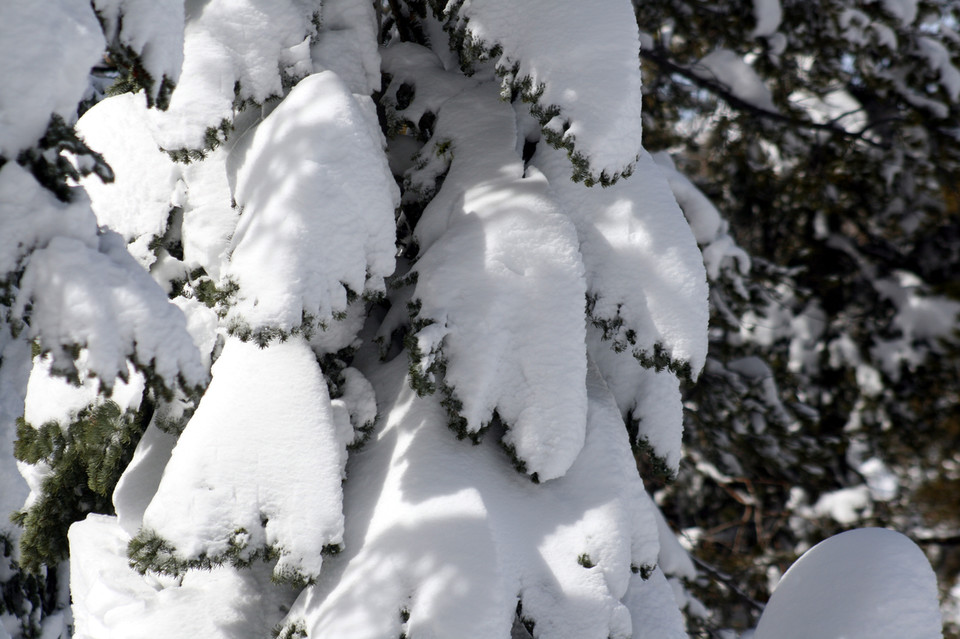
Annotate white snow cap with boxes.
[0,1,105,156]
[753,528,943,639]
[149,0,320,151]
[227,71,398,337]
[440,0,645,181]
[287,356,661,639]
[696,49,778,113]
[140,336,348,581]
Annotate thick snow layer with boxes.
[917,36,960,102]
[140,336,347,580]
[753,528,942,639]
[0,163,99,277]
[226,71,397,336]
[284,356,660,639]
[407,83,588,481]
[750,0,782,37]
[311,0,382,95]
[77,93,181,266]
[622,568,687,639]
[149,0,320,150]
[178,146,239,280]
[14,230,207,392]
[113,421,178,537]
[587,326,684,475]
[69,514,297,639]
[440,0,644,180]
[695,49,777,113]
[0,1,104,156]
[535,145,709,376]
[881,0,918,26]
[92,0,185,104]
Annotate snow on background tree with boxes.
[0,2,952,639]
[634,0,960,635]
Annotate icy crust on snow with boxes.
[139,336,348,581]
[435,0,644,183]
[0,1,105,157]
[14,230,206,392]
[148,0,320,151]
[753,528,942,639]
[405,83,588,481]
[76,93,181,267]
[226,71,398,338]
[534,145,709,378]
[70,514,297,639]
[283,356,660,639]
[92,0,185,105]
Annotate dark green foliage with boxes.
[13,114,113,202]
[0,534,60,639]
[12,398,152,572]
[272,620,308,639]
[576,553,595,569]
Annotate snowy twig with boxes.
[640,48,892,149]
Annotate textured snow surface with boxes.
[696,49,777,113]
[622,568,687,639]
[149,0,320,150]
[141,336,347,580]
[0,163,99,276]
[440,0,644,180]
[535,146,709,375]
[227,71,398,335]
[70,514,297,639]
[179,146,239,280]
[753,528,942,639]
[92,0,185,103]
[408,83,588,481]
[311,0,382,94]
[284,356,660,639]
[77,93,181,266]
[0,1,104,156]
[15,230,206,392]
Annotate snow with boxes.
[311,0,382,95]
[178,146,238,280]
[695,49,777,113]
[149,0,320,151]
[917,36,960,102]
[226,71,398,337]
[70,514,298,639]
[0,338,31,537]
[880,0,918,26]
[76,93,181,267]
[91,0,185,105]
[0,1,105,157]
[403,82,589,481]
[14,230,207,393]
[439,0,644,181]
[282,355,661,639]
[753,528,942,639]
[535,146,709,375]
[750,0,782,38]
[139,336,348,581]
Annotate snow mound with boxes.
[226,71,398,339]
[753,528,942,639]
[70,514,297,639]
[92,0,185,106]
[137,336,348,582]
[437,0,644,183]
[76,93,181,267]
[0,1,104,156]
[406,84,588,481]
[282,356,660,639]
[535,146,709,378]
[15,229,206,392]
[149,0,320,151]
